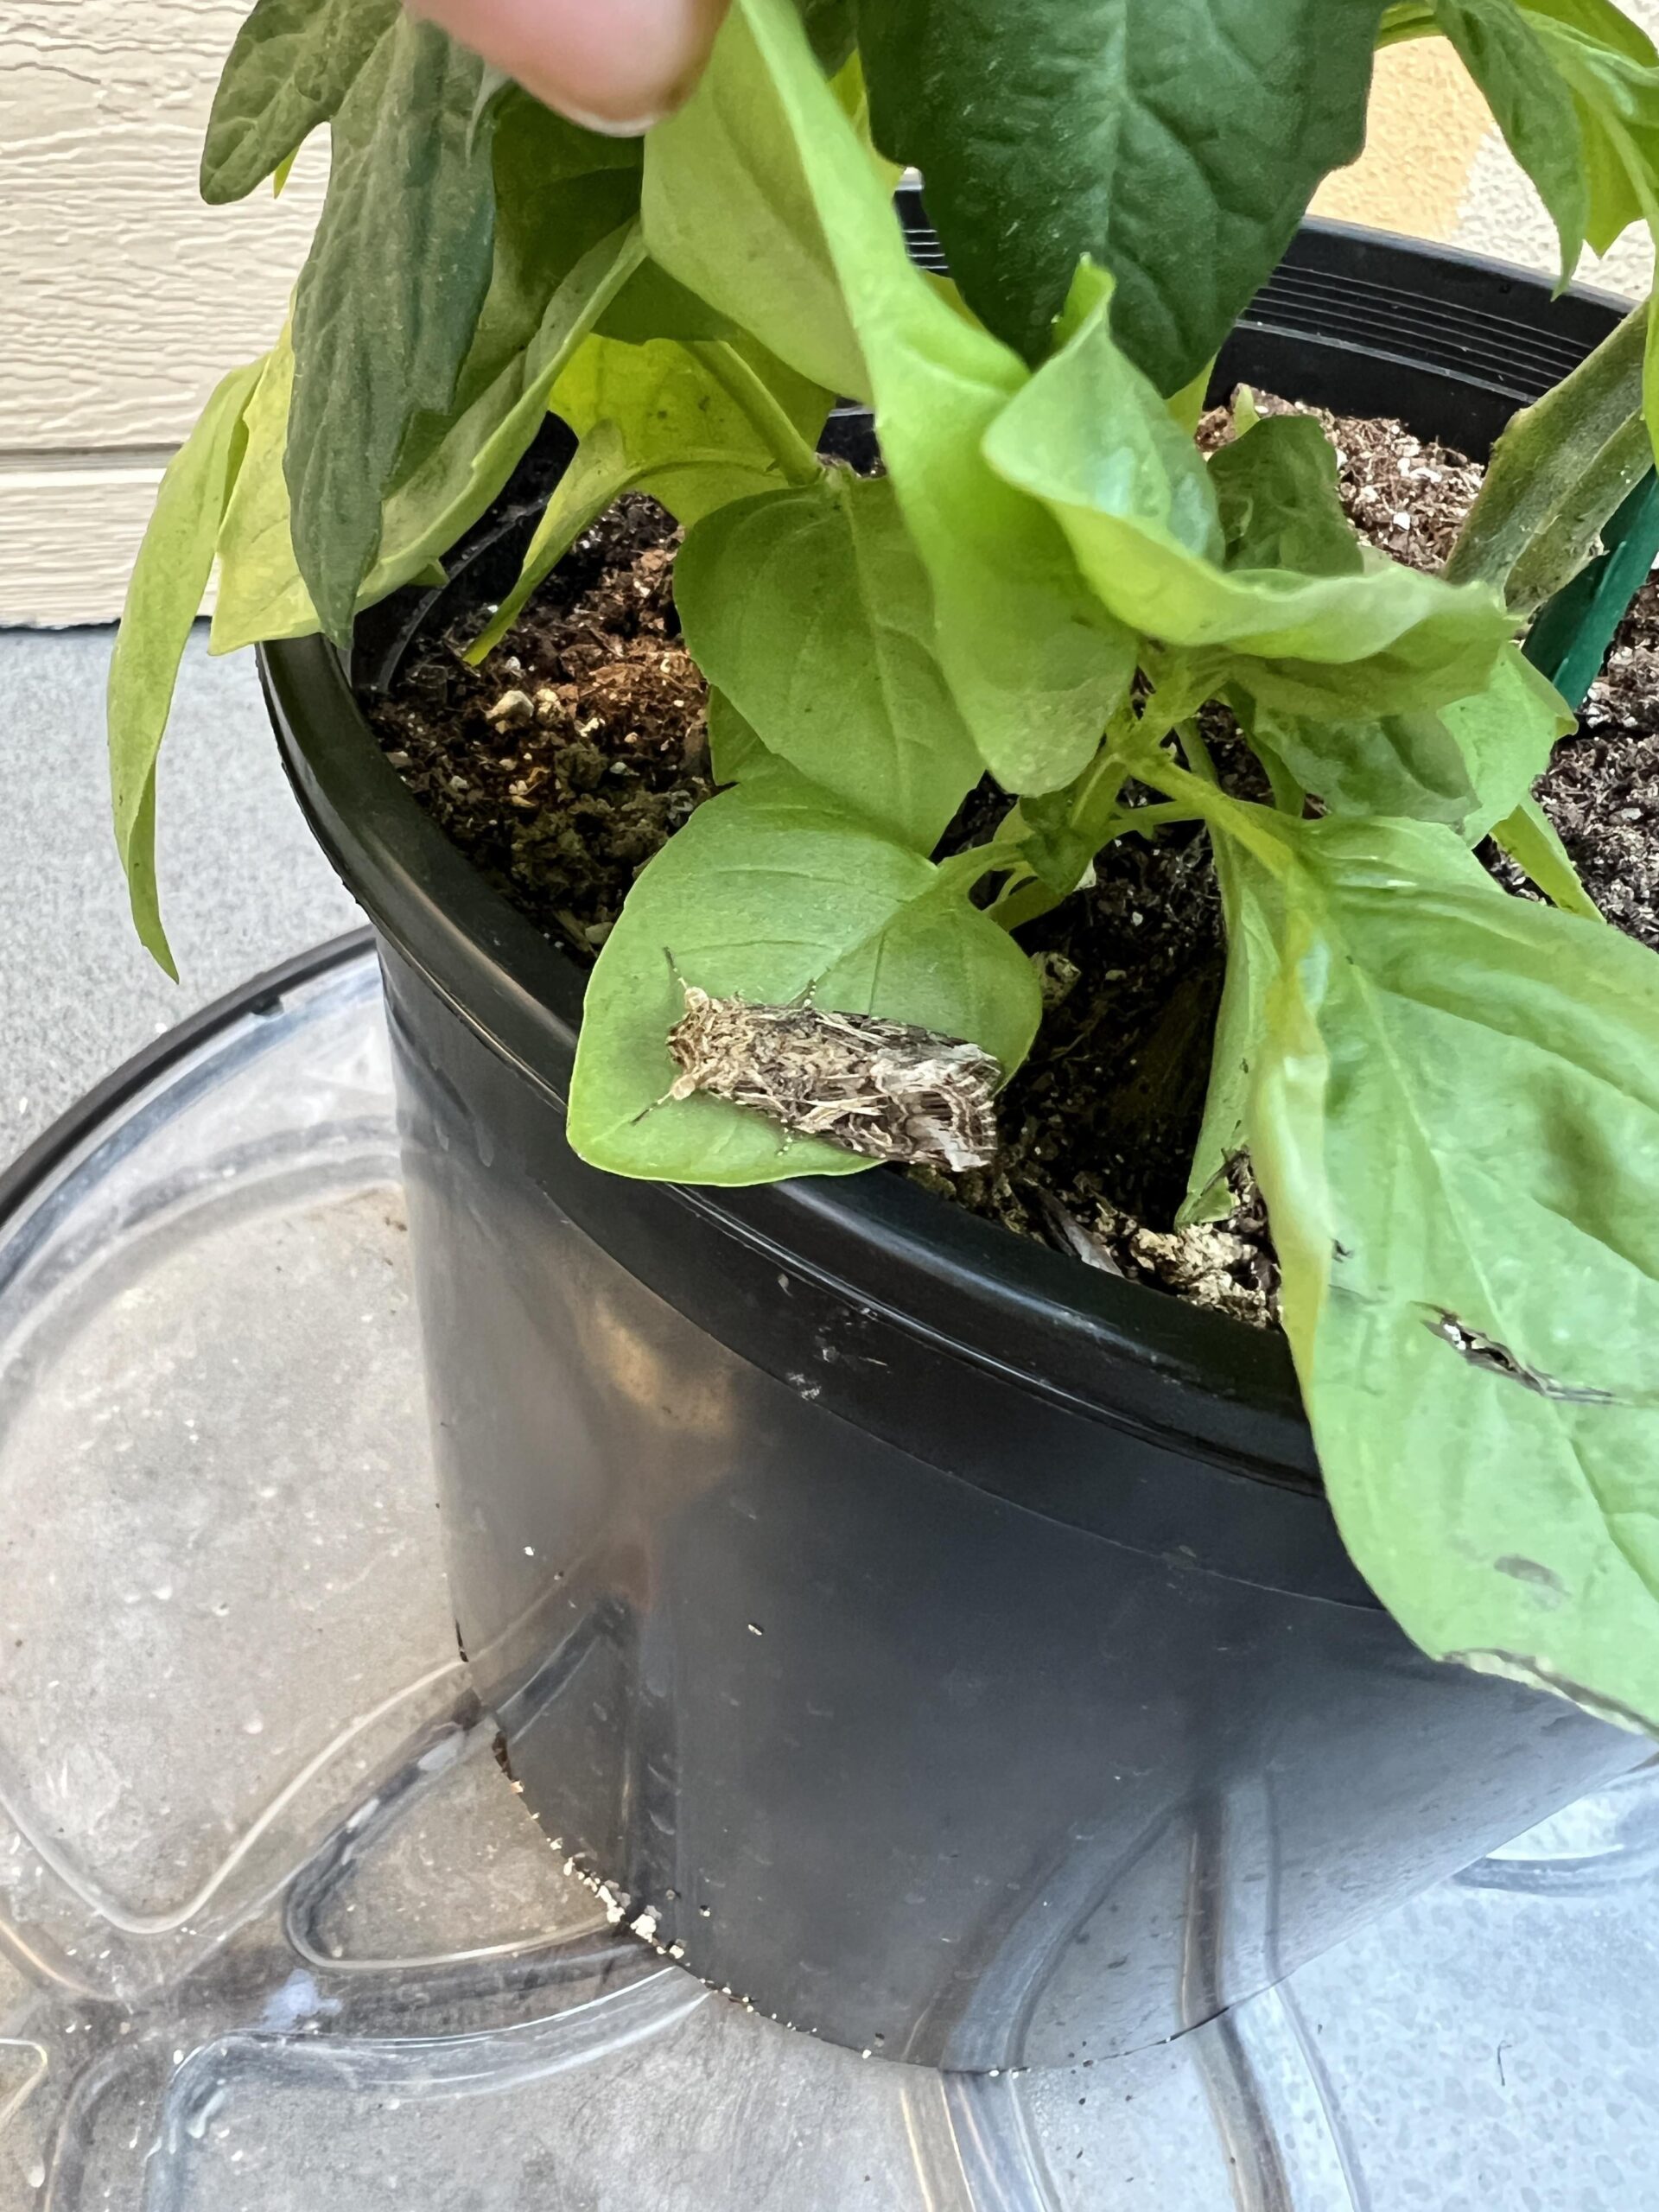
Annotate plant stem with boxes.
[1445,302,1653,615]
[1175,717,1217,783]
[688,342,825,488]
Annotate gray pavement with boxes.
[0,624,359,1167]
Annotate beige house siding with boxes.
[3,4,1658,626]
[0,1,322,624]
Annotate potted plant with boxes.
[108,0,1659,2069]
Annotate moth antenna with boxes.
[662,945,689,990]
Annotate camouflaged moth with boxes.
[662,978,1003,1171]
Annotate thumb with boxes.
[406,0,732,135]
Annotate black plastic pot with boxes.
[264,219,1640,2072]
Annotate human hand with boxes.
[406,0,731,133]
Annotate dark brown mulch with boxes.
[367,498,709,959]
[365,406,1659,1329]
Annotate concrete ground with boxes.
[0,625,359,1169]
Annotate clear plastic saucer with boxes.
[0,935,1655,2211]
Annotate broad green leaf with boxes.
[1244,810,1659,1731]
[1210,416,1365,579]
[213,227,645,655]
[1521,0,1658,65]
[731,0,1135,795]
[568,768,1042,1183]
[643,7,869,399]
[675,472,982,849]
[109,359,264,974]
[985,283,1515,717]
[464,331,830,664]
[1492,792,1606,918]
[212,329,313,651]
[287,15,499,643]
[1234,645,1571,838]
[200,0,397,204]
[856,0,1387,393]
[1430,0,1590,278]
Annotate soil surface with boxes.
[365,403,1659,1330]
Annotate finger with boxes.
[406,0,732,134]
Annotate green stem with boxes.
[988,801,1205,932]
[1176,716,1217,783]
[687,341,824,488]
[1445,301,1653,615]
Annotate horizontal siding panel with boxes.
[0,462,174,627]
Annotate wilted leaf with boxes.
[213,226,645,655]
[201,0,398,204]
[286,14,499,642]
[109,359,264,972]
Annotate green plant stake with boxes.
[1524,468,1659,709]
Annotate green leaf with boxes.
[213,226,645,655]
[596,261,738,344]
[984,280,1515,717]
[1210,415,1365,579]
[728,0,1135,795]
[1440,644,1576,837]
[1236,696,1478,829]
[108,358,265,974]
[675,471,982,849]
[1233,644,1571,838]
[1429,0,1590,279]
[553,334,830,518]
[200,0,398,204]
[462,330,831,665]
[643,6,869,399]
[287,14,500,644]
[1491,792,1606,918]
[856,0,1387,393]
[1245,810,1659,1732]
[432,91,642,439]
[707,690,769,782]
[799,0,857,67]
[1179,829,1284,1225]
[567,768,1042,1183]
[1524,3,1659,251]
